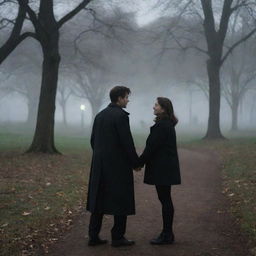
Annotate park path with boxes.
[48,149,249,256]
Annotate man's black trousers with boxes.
[89,213,127,240]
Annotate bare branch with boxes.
[231,0,252,13]
[57,0,92,28]
[17,0,39,30]
[157,26,209,58]
[0,31,37,64]
[0,0,16,6]
[0,18,15,26]
[201,0,216,34]
[218,0,233,44]
[0,0,37,64]
[221,27,256,65]
[222,84,232,107]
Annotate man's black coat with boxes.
[139,119,181,186]
[86,103,139,215]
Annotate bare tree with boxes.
[65,7,137,119]
[222,12,256,131]
[71,65,110,119]
[11,0,93,153]
[56,80,73,127]
[249,90,256,125]
[155,0,256,139]
[0,66,40,126]
[222,54,256,131]
[0,0,34,63]
[193,0,256,138]
[0,70,12,100]
[1,0,93,152]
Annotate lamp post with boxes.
[80,104,85,129]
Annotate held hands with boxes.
[134,165,144,172]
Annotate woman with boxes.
[139,97,181,245]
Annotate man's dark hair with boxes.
[109,86,131,103]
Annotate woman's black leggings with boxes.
[155,185,174,235]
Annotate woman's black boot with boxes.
[150,232,175,245]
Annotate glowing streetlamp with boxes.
[80,104,86,129]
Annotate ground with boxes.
[1,130,255,256]
[48,149,250,256]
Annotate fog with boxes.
[1,0,256,142]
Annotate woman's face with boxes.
[153,101,165,116]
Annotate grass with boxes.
[0,124,256,254]
[220,139,256,245]
[0,153,90,255]
[0,123,91,153]
[0,129,91,255]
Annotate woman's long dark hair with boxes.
[155,97,178,126]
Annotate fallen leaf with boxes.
[22,211,32,216]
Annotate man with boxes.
[86,86,141,247]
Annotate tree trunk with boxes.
[188,88,193,124]
[60,101,68,126]
[26,96,38,126]
[91,100,102,121]
[250,94,256,125]
[231,97,239,131]
[26,41,61,153]
[204,59,225,139]
[87,99,102,132]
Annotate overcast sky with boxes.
[134,1,163,26]
[0,0,164,30]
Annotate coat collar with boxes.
[108,103,130,115]
[150,118,171,129]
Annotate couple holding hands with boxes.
[86,86,181,247]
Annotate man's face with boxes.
[117,94,129,108]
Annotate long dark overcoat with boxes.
[139,119,181,186]
[86,103,139,215]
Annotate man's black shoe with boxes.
[111,237,135,247]
[150,233,174,245]
[88,237,108,246]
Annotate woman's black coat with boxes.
[86,103,140,216]
[139,119,181,186]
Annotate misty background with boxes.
[1,0,256,142]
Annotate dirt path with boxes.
[48,149,249,256]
